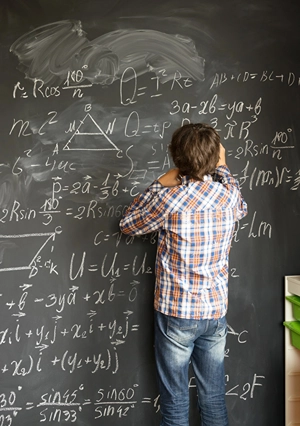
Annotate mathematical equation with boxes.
[0,370,265,425]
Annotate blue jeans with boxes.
[154,311,228,426]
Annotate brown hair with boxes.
[169,123,220,181]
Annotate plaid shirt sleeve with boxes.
[119,180,167,235]
[214,165,248,220]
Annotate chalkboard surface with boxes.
[0,1,299,425]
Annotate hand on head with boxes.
[216,143,226,167]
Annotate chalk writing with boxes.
[1,13,298,426]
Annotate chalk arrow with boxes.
[12,312,26,318]
[35,344,49,351]
[19,284,32,291]
[52,315,63,321]
[111,339,125,346]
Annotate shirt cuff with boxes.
[148,180,164,193]
[215,165,231,176]
[215,165,240,187]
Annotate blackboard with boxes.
[0,1,299,425]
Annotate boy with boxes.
[120,123,248,426]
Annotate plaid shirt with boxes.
[120,165,248,319]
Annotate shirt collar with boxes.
[181,174,212,185]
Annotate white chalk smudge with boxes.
[10,20,205,85]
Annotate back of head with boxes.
[169,123,220,181]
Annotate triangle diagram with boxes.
[63,113,118,151]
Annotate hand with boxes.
[216,143,226,167]
[158,168,182,187]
